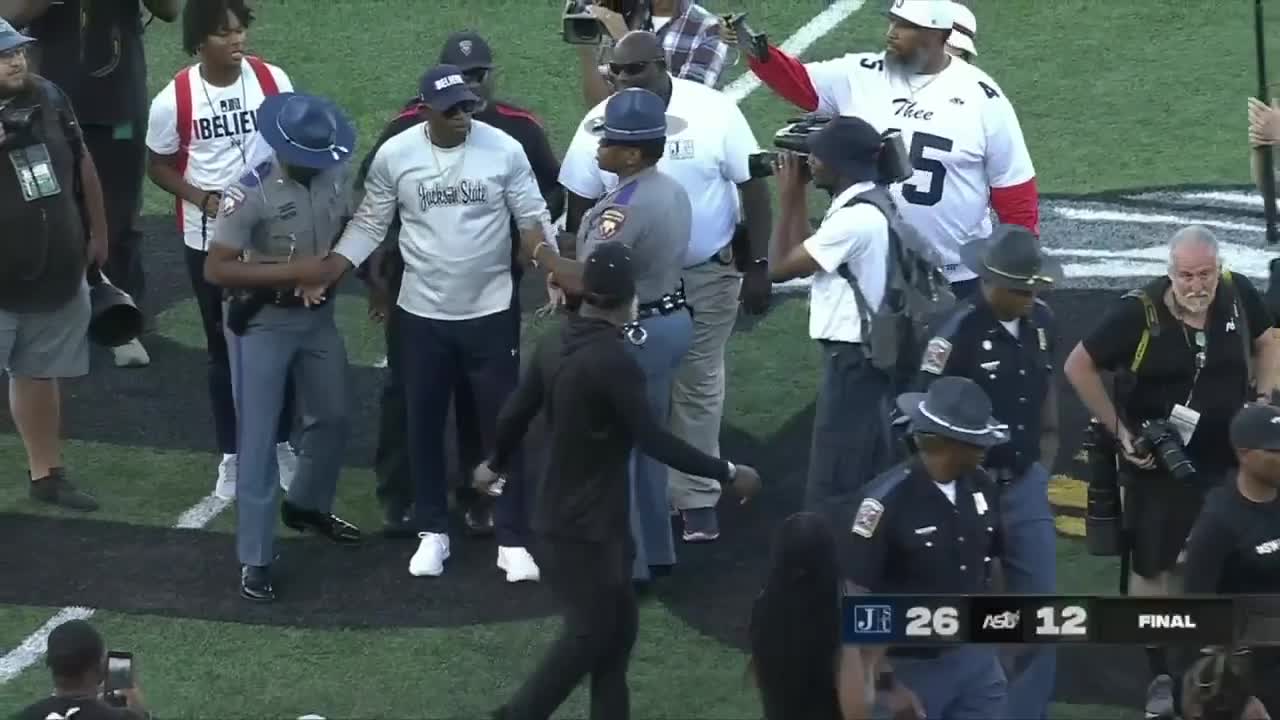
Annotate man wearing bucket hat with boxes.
[946,2,978,63]
[844,376,1009,720]
[912,223,1062,719]
[537,85,697,585]
[203,91,363,602]
[296,64,553,584]
[724,0,1038,299]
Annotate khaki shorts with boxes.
[0,278,91,379]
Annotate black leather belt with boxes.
[229,289,330,310]
[637,286,688,319]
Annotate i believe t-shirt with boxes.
[145,58,292,250]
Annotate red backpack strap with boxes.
[245,56,279,96]
[173,66,194,228]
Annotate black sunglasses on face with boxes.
[443,101,478,117]
[461,68,490,83]
[609,60,656,76]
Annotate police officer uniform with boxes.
[208,92,362,601]
[571,88,694,582]
[915,224,1063,719]
[845,378,1009,719]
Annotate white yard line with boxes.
[0,0,869,688]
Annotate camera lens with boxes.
[1083,420,1122,556]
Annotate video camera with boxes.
[746,114,914,184]
[102,650,134,708]
[562,0,646,45]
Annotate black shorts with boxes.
[1122,466,1228,578]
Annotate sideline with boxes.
[0,0,867,687]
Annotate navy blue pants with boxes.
[398,306,529,547]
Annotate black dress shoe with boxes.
[464,506,495,537]
[241,565,275,602]
[281,500,362,544]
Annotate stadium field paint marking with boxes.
[1050,207,1262,234]
[722,0,866,103]
[0,0,873,688]
[0,607,96,683]
[0,494,231,683]
[1179,191,1261,207]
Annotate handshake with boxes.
[472,460,763,503]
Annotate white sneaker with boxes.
[215,454,237,500]
[112,338,150,368]
[409,532,450,577]
[276,443,297,492]
[497,546,540,583]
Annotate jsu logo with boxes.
[853,605,893,635]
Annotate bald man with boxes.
[560,31,771,574]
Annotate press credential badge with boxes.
[9,143,61,202]
[1169,403,1201,445]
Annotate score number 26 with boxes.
[1035,605,1088,637]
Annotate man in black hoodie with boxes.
[476,241,761,720]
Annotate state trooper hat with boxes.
[959,224,1063,290]
[895,376,1009,448]
[582,242,637,309]
[585,88,687,143]
[256,92,356,169]
[0,18,34,54]
[1230,403,1280,451]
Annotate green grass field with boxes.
[1,0,1273,717]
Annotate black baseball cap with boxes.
[439,31,493,71]
[583,242,636,309]
[1230,403,1280,451]
[806,115,883,182]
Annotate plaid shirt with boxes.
[597,0,729,88]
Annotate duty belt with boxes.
[637,286,688,319]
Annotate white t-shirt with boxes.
[145,58,293,250]
[335,120,551,322]
[803,181,890,344]
[559,76,759,267]
[802,52,1035,282]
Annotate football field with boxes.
[0,1,1274,717]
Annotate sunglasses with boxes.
[461,68,490,84]
[608,60,657,76]
[442,100,478,117]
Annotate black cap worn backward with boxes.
[582,241,637,309]
[439,30,494,71]
[806,115,882,182]
[1230,403,1280,451]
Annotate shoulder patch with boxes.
[595,207,627,240]
[852,498,885,539]
[220,185,246,216]
[241,159,274,187]
[921,337,953,375]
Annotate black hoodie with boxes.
[491,314,732,544]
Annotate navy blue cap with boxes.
[0,18,34,53]
[806,115,883,182]
[439,31,494,71]
[586,88,687,142]
[418,64,480,111]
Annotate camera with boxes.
[0,105,38,149]
[1083,419,1123,556]
[1132,418,1197,481]
[746,115,914,185]
[562,0,646,45]
[102,650,134,708]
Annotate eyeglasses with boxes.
[461,68,490,84]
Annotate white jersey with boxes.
[559,76,760,267]
[335,120,551,322]
[145,57,293,251]
[804,52,1034,282]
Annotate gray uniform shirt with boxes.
[211,153,354,262]
[576,166,690,304]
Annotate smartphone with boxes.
[105,651,134,693]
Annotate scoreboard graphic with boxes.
[843,595,1279,646]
